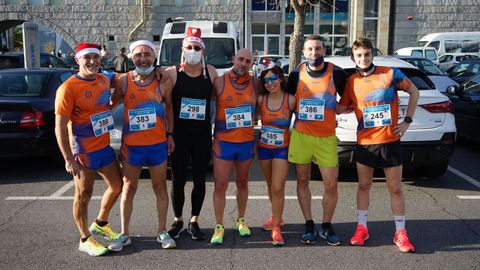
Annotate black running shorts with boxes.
[355,140,402,168]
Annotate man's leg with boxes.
[149,161,169,233]
[319,166,339,223]
[120,163,142,235]
[384,165,405,215]
[73,168,97,238]
[96,160,123,222]
[296,163,312,221]
[356,162,375,211]
[234,158,253,219]
[213,156,234,226]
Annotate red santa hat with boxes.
[128,40,156,58]
[182,27,205,49]
[259,58,276,71]
[75,42,100,58]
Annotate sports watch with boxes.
[403,116,413,124]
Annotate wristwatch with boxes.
[166,131,174,137]
[403,116,413,124]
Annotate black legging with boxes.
[170,128,211,218]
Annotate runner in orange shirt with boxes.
[55,43,123,256]
[337,38,419,253]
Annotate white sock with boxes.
[394,215,406,232]
[357,210,368,228]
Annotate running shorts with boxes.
[355,140,402,168]
[120,141,168,167]
[288,129,338,167]
[212,140,254,161]
[75,146,116,170]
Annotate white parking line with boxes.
[5,195,323,201]
[50,181,74,197]
[456,196,480,200]
[448,166,480,190]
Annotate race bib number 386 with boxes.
[298,99,325,121]
[128,108,156,131]
[90,111,114,137]
[225,106,253,129]
[363,104,392,128]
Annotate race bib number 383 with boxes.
[298,99,325,121]
[180,98,206,120]
[90,111,114,137]
[225,106,252,129]
[128,108,156,131]
[363,104,392,128]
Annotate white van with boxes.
[418,32,480,55]
[394,47,439,64]
[157,19,240,75]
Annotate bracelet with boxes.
[166,131,174,137]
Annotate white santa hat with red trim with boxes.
[75,43,100,58]
[128,40,156,58]
[182,27,205,49]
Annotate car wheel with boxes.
[414,161,449,179]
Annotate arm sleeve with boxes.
[55,83,74,118]
[392,68,413,91]
[333,67,347,96]
[286,70,299,96]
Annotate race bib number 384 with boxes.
[90,111,114,137]
[363,104,392,128]
[225,106,252,129]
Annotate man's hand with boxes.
[155,67,170,83]
[65,159,81,176]
[167,136,175,155]
[394,121,410,137]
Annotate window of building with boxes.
[152,0,160,5]
[51,0,65,5]
[27,0,43,5]
[153,35,160,42]
[174,0,183,6]
[197,0,205,5]
[285,2,313,21]
[108,35,115,41]
[251,23,280,55]
[219,0,227,6]
[128,0,139,5]
[252,0,280,11]
[363,0,378,46]
[105,0,113,5]
[6,0,21,4]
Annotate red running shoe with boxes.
[350,224,369,246]
[262,216,284,231]
[271,227,284,246]
[393,229,415,253]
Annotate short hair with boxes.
[258,66,287,96]
[304,35,325,48]
[351,38,374,54]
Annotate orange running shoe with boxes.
[271,227,284,246]
[393,229,415,253]
[350,224,369,246]
[262,216,284,231]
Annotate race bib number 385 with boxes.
[90,111,114,137]
[363,104,392,128]
[298,99,325,121]
[180,98,206,120]
[225,106,252,129]
[261,125,284,146]
[128,108,156,131]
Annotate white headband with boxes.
[128,40,156,58]
[75,48,100,59]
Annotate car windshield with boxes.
[418,41,428,47]
[0,73,49,97]
[403,58,444,76]
[159,38,235,69]
[464,74,480,93]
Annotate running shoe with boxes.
[168,220,184,239]
[271,227,284,246]
[210,224,224,245]
[301,221,316,244]
[262,216,284,231]
[78,236,108,256]
[88,222,120,242]
[235,217,251,237]
[350,224,369,246]
[108,233,131,252]
[393,229,415,253]
[188,221,206,240]
[156,231,176,249]
[319,225,341,246]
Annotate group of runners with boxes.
[54,27,419,256]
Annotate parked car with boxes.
[438,53,479,71]
[0,68,74,159]
[394,47,439,65]
[446,73,480,143]
[446,58,480,84]
[0,52,69,70]
[104,56,134,72]
[394,55,458,93]
[327,56,456,178]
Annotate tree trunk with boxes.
[289,0,306,73]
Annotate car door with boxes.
[451,75,480,141]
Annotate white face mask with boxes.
[184,50,202,65]
[135,65,155,76]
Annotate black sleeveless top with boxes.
[172,66,214,131]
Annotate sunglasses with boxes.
[184,45,202,51]
[263,74,280,84]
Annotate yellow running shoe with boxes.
[235,217,251,237]
[78,236,108,256]
[210,224,224,245]
[89,222,120,242]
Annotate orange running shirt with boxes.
[293,62,337,137]
[122,71,166,146]
[55,74,113,154]
[214,73,256,143]
[258,92,293,148]
[339,66,413,145]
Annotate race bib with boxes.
[261,125,284,146]
[128,108,156,131]
[298,99,325,121]
[90,111,114,137]
[363,104,392,128]
[225,106,252,129]
[180,98,206,120]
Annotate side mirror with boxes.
[446,85,457,95]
